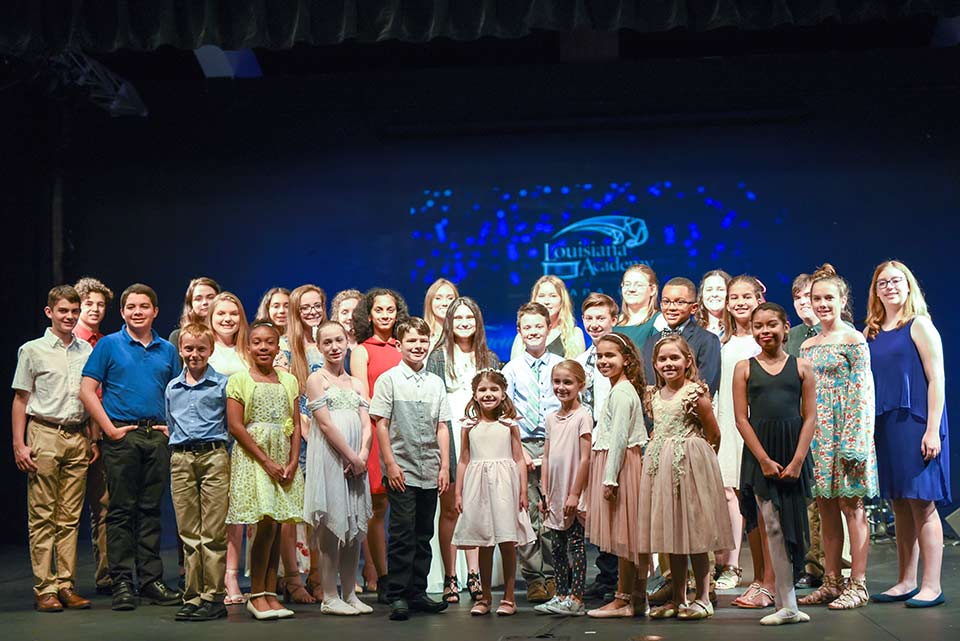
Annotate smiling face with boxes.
[370,294,398,335]
[582,305,615,343]
[654,342,691,385]
[474,377,506,416]
[79,292,107,330]
[179,332,212,372]
[660,284,697,328]
[318,323,348,366]
[595,339,625,381]
[450,301,477,342]
[431,284,456,324]
[191,284,218,320]
[701,275,727,315]
[298,290,325,328]
[751,309,788,352]
[336,297,359,334]
[552,365,584,405]
[268,292,289,328]
[399,329,431,367]
[518,312,548,353]
[810,279,845,325]
[727,281,761,324]
[248,325,280,366]
[793,282,817,325]
[210,300,240,343]
[621,270,654,308]
[534,282,562,322]
[46,297,80,337]
[121,293,158,333]
[874,265,909,309]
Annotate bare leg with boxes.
[367,494,389,579]
[361,538,377,588]
[838,498,869,581]
[465,548,479,576]
[279,522,315,603]
[591,557,636,612]
[225,523,244,599]
[690,553,712,603]
[716,487,743,567]
[499,542,517,603]
[438,489,458,575]
[909,499,943,601]
[881,499,919,596]
[478,546,494,603]
[264,522,285,610]
[817,498,843,577]
[670,554,688,607]
[249,518,278,614]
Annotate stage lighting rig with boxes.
[41,49,147,117]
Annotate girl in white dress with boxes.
[453,370,535,616]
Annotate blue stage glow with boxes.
[746,191,757,200]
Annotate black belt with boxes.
[29,416,86,433]
[170,441,225,453]
[111,418,160,430]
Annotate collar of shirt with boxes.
[652,312,670,332]
[658,317,692,335]
[43,327,82,350]
[122,324,161,348]
[399,359,426,381]
[521,350,549,372]
[170,364,220,389]
[366,335,398,348]
[73,324,102,346]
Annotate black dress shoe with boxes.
[140,580,182,606]
[795,572,823,590]
[111,582,138,611]
[408,593,448,614]
[389,598,410,621]
[190,600,228,621]
[175,603,198,621]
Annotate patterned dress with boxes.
[799,342,878,499]
[226,370,305,524]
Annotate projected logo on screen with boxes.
[543,215,650,280]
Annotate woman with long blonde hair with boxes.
[510,275,585,359]
[865,260,948,608]
[423,278,459,352]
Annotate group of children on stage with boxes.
[12,258,950,625]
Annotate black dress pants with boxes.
[386,485,438,600]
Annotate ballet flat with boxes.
[265,592,295,618]
[905,593,945,608]
[760,608,811,625]
[246,592,279,620]
[870,588,919,603]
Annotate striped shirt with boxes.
[502,350,563,440]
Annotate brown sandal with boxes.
[828,577,869,610]
[280,572,317,604]
[799,574,845,606]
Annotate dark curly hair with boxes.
[352,288,410,344]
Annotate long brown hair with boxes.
[864,260,929,340]
[423,278,459,345]
[722,274,765,344]
[596,333,646,397]
[441,297,497,383]
[288,284,326,391]
[178,277,221,328]
[256,287,290,336]
[810,263,854,325]
[694,269,731,332]
[464,370,519,421]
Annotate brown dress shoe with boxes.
[35,593,64,612]
[58,588,91,609]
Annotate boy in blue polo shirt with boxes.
[79,283,183,611]
[165,323,229,621]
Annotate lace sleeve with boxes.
[681,380,709,420]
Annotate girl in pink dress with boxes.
[452,370,534,617]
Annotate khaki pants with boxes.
[518,440,554,586]
[85,453,110,588]
[26,421,89,596]
[170,447,230,605]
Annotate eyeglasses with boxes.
[300,303,324,313]
[661,299,695,308]
[876,277,905,290]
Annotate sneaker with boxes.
[545,578,557,599]
[534,596,564,614]
[549,597,586,616]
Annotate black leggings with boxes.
[552,520,586,598]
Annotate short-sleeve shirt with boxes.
[369,361,451,489]
[165,365,229,445]
[12,328,92,424]
[544,406,593,530]
[81,325,181,422]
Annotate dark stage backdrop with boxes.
[1,57,958,545]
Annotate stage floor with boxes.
[3,539,957,641]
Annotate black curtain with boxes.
[2,1,959,55]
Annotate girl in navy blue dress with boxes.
[865,260,949,608]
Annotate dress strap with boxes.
[305,394,329,412]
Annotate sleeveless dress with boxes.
[869,320,951,503]
[362,336,401,494]
[303,386,373,544]
[716,334,762,488]
[452,419,535,547]
[226,370,305,524]
[739,357,813,579]
[638,381,734,554]
[800,343,879,498]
